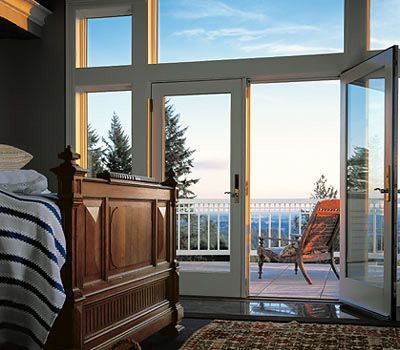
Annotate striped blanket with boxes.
[0,189,66,349]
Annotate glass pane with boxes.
[398,78,400,310]
[164,95,231,272]
[346,69,385,287]
[87,91,132,177]
[249,82,340,299]
[370,0,400,50]
[158,0,344,63]
[87,16,132,67]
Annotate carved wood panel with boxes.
[109,200,153,273]
[83,199,103,284]
[157,203,168,262]
[83,279,167,336]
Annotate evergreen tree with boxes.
[88,123,104,177]
[165,100,199,198]
[102,112,132,174]
[311,174,338,199]
[347,146,368,192]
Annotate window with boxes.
[369,0,400,49]
[164,94,232,272]
[158,0,344,63]
[87,16,132,67]
[87,91,132,176]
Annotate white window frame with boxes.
[66,0,382,176]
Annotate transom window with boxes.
[87,16,132,67]
[158,0,344,63]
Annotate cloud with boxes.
[172,0,266,21]
[174,25,320,42]
[369,37,396,49]
[239,42,340,55]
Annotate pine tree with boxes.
[102,112,132,174]
[165,100,199,198]
[347,146,368,192]
[88,123,104,177]
[311,174,338,199]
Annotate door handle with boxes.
[373,165,391,202]
[224,174,240,203]
[374,187,388,194]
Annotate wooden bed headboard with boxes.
[47,146,183,349]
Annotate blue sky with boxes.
[370,0,400,49]
[159,0,344,62]
[86,1,398,198]
[88,16,131,67]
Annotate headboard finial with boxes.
[58,145,80,163]
[51,146,87,178]
[162,169,178,188]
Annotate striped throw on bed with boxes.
[0,189,66,349]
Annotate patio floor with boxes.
[179,262,339,300]
[250,262,339,299]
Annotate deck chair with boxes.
[257,199,340,285]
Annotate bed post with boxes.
[161,169,184,335]
[47,146,87,348]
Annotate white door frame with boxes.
[340,46,398,318]
[151,79,248,298]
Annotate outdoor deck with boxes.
[179,262,339,300]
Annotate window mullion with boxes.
[344,0,369,64]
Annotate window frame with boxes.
[67,0,387,176]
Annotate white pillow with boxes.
[0,144,33,169]
[0,170,48,194]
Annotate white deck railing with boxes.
[176,198,386,257]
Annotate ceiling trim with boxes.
[0,0,52,37]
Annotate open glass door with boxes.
[340,46,398,318]
[151,79,247,298]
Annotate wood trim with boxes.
[0,0,51,37]
[147,97,152,177]
[76,17,87,68]
[147,0,158,64]
[75,92,88,168]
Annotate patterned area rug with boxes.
[180,320,400,349]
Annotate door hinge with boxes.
[148,98,154,113]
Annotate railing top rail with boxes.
[178,198,319,204]
[177,198,385,207]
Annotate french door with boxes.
[340,46,398,318]
[151,79,248,297]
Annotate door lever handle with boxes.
[224,189,239,196]
[225,174,240,203]
[374,187,389,194]
[224,189,239,202]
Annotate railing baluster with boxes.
[298,210,302,236]
[188,205,191,251]
[373,206,377,254]
[177,209,181,251]
[278,211,282,247]
[217,207,220,251]
[197,207,200,250]
[268,212,272,248]
[288,212,292,241]
[207,211,211,251]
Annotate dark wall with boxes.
[0,1,65,190]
